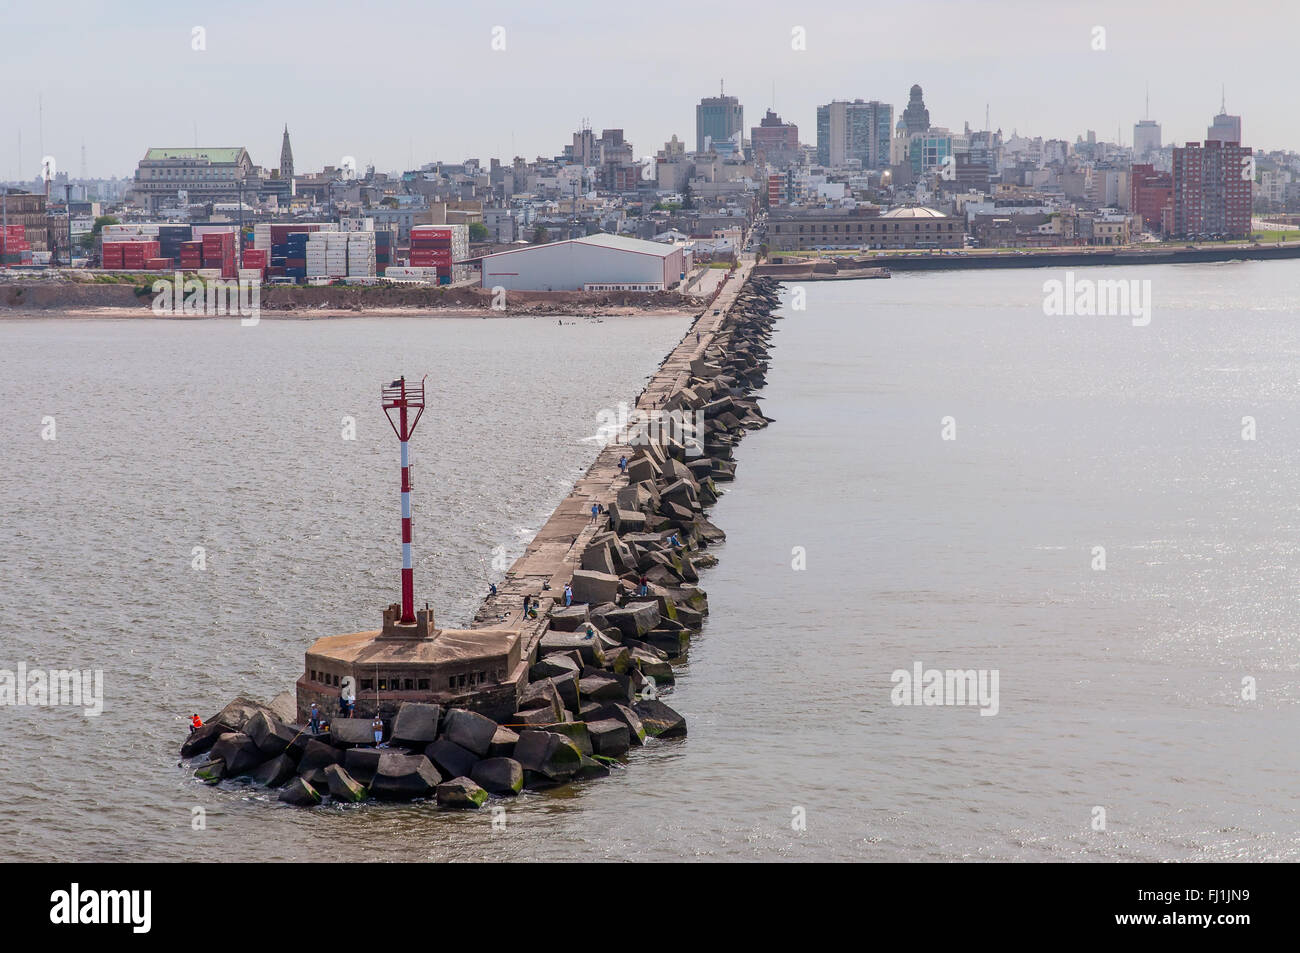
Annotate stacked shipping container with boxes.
[1,225,33,267]
[409,224,469,285]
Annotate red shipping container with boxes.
[146,258,173,270]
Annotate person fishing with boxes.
[189,713,203,732]
[309,702,321,735]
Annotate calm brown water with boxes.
[4,261,1300,861]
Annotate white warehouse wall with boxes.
[480,238,683,291]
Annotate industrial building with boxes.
[479,234,686,291]
[768,206,963,251]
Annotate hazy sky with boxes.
[3,0,1294,180]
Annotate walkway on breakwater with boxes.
[470,261,757,671]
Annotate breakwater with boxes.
[180,268,783,808]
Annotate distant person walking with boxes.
[618,455,627,474]
[563,583,573,607]
[591,502,600,522]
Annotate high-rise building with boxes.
[696,90,743,154]
[750,109,800,168]
[815,99,893,169]
[1171,139,1252,238]
[1207,93,1242,143]
[909,129,953,177]
[901,84,931,136]
[1133,119,1161,159]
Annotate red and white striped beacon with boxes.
[382,375,426,624]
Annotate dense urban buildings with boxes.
[9,76,1294,283]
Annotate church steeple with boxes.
[280,124,294,181]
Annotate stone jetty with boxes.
[183,270,783,808]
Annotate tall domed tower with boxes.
[902,85,931,137]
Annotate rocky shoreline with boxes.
[180,275,783,809]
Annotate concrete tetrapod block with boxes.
[250,753,296,788]
[632,699,687,738]
[586,719,631,758]
[579,674,632,704]
[442,708,498,757]
[610,506,647,535]
[586,703,647,746]
[541,721,592,757]
[209,696,280,734]
[571,569,621,606]
[299,767,330,794]
[530,653,581,681]
[548,605,591,632]
[487,726,519,758]
[603,602,661,640]
[342,747,386,784]
[246,710,301,758]
[369,753,442,801]
[470,757,524,795]
[328,718,377,747]
[391,702,442,746]
[298,738,344,772]
[436,777,489,809]
[181,722,231,759]
[580,541,616,576]
[194,759,225,783]
[278,776,321,806]
[324,763,368,802]
[518,678,565,722]
[539,629,607,667]
[512,730,583,783]
[424,739,479,781]
[210,732,265,778]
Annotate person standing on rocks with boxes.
[309,703,321,735]
[563,584,573,607]
[590,502,600,522]
[618,455,627,474]
[638,575,649,597]
[372,715,384,747]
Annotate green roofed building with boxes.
[132,147,259,212]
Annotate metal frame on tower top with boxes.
[382,375,427,624]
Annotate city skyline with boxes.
[2,0,1291,180]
